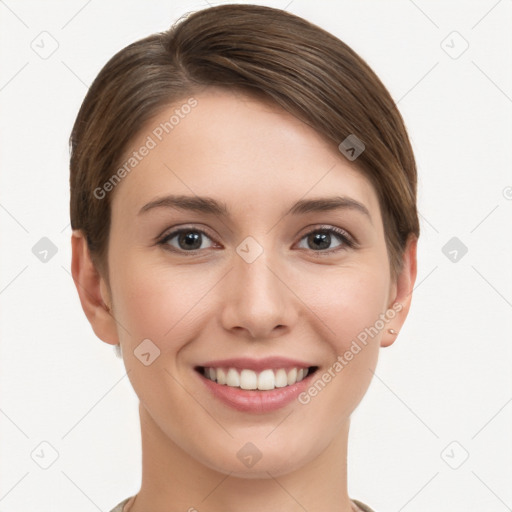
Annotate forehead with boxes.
[110,87,381,222]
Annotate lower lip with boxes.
[196,369,316,413]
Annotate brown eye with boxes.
[159,229,215,252]
[296,227,355,253]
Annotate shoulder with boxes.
[109,497,375,512]
[108,496,133,512]
[352,499,377,512]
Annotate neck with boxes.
[129,403,354,512]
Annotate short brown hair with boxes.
[69,3,419,280]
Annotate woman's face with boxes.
[91,87,414,477]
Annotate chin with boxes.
[196,442,313,479]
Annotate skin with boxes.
[72,87,417,512]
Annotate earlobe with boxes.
[381,235,418,348]
[71,230,119,345]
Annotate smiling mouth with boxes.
[195,366,318,391]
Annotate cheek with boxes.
[297,263,390,350]
[109,252,217,349]
[292,264,390,420]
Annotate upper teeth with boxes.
[203,367,310,390]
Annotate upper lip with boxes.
[197,357,315,372]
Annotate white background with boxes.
[0,1,511,511]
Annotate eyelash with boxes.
[156,225,357,256]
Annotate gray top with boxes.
[109,496,375,512]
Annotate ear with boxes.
[71,230,119,345]
[381,234,418,348]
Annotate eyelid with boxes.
[298,224,355,241]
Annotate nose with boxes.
[220,249,298,340]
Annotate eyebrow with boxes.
[139,194,371,221]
